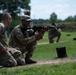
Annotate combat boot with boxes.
[25,58,37,64]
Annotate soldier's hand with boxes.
[44,26,48,31]
[35,33,43,40]
[27,29,34,36]
[15,47,20,50]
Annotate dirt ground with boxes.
[37,40,69,45]
[27,42,76,66]
[30,57,76,66]
[13,57,76,69]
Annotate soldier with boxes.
[24,10,30,16]
[9,15,43,64]
[24,9,34,28]
[0,12,23,67]
[48,23,61,43]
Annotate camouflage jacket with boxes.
[48,26,61,38]
[0,22,8,46]
[9,25,37,50]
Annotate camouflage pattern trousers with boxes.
[20,41,37,58]
[0,47,23,67]
[16,42,37,65]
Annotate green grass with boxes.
[38,32,76,43]
[0,62,76,75]
[33,41,76,60]
[1,31,76,75]
[33,31,76,60]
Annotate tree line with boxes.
[33,12,76,25]
[0,0,76,31]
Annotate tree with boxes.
[49,12,57,23]
[74,15,76,22]
[0,0,31,18]
[64,16,74,22]
[56,19,63,23]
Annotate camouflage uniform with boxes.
[0,22,22,67]
[9,25,37,63]
[48,24,61,43]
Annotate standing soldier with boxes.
[48,23,61,43]
[24,10,30,16]
[9,15,44,64]
[0,13,22,67]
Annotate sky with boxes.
[30,0,76,20]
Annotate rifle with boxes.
[48,25,64,29]
[20,25,63,34]
[20,25,48,35]
[47,25,64,31]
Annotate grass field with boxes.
[38,31,76,43]
[0,62,76,75]
[0,31,76,75]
